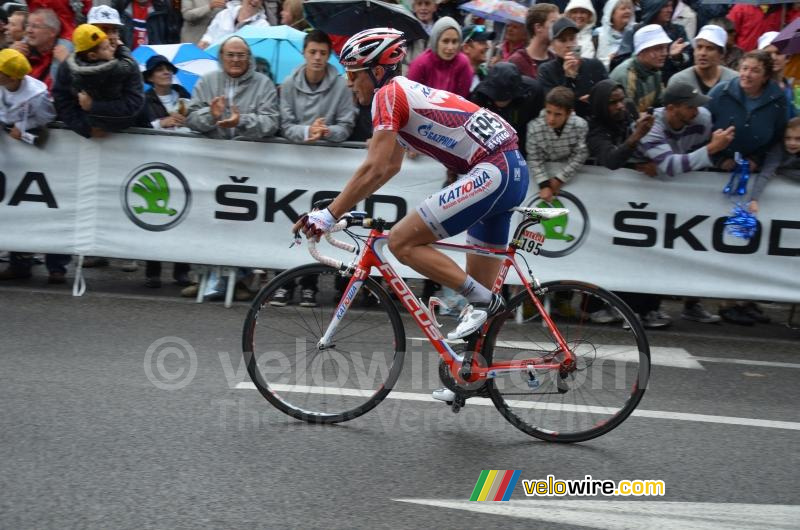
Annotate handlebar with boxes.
[301,215,387,269]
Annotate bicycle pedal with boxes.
[450,394,466,413]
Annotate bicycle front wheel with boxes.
[242,263,406,423]
[483,281,650,443]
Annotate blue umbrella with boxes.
[132,43,219,93]
[206,25,345,84]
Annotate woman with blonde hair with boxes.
[280,0,310,30]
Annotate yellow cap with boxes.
[0,48,32,80]
[73,23,108,53]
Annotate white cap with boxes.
[634,24,672,55]
[694,25,727,50]
[757,31,779,51]
[87,5,123,27]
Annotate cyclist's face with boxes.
[346,68,376,106]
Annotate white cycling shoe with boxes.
[432,387,456,402]
[446,293,505,340]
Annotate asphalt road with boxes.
[1,267,799,529]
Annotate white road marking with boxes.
[410,338,705,370]
[691,356,800,369]
[235,383,800,431]
[413,337,800,370]
[393,499,800,529]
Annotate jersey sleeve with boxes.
[371,80,409,132]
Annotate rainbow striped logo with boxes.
[470,470,521,501]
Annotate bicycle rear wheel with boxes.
[242,263,406,423]
[483,280,650,443]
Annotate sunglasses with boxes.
[463,25,486,42]
[345,67,368,81]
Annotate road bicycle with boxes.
[242,207,650,442]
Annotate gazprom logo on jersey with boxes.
[438,171,491,207]
[417,123,458,149]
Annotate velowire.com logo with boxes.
[470,470,521,501]
[122,163,191,231]
[524,190,589,258]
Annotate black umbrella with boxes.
[303,0,429,41]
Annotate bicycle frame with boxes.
[317,226,577,383]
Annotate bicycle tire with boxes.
[483,280,650,443]
[242,263,406,423]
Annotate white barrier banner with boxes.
[1,129,798,301]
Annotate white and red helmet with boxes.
[340,28,407,70]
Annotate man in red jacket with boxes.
[727,4,800,52]
[26,0,92,40]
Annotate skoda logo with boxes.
[122,163,191,231]
[524,190,589,258]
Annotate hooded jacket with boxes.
[0,75,56,132]
[586,79,641,169]
[52,45,146,137]
[186,44,279,139]
[279,63,357,143]
[706,77,788,164]
[407,16,473,97]
[564,0,597,59]
[199,1,269,46]
[537,56,608,119]
[469,62,545,158]
[596,0,635,68]
[610,0,691,81]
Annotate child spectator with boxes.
[0,48,55,142]
[526,87,589,202]
[52,23,145,138]
[749,117,800,214]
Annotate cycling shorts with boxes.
[417,149,529,249]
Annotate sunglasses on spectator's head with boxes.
[464,25,486,41]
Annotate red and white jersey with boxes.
[372,76,518,174]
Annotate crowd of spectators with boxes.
[1,0,799,326]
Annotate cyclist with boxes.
[294,28,529,401]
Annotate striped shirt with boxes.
[636,107,713,178]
